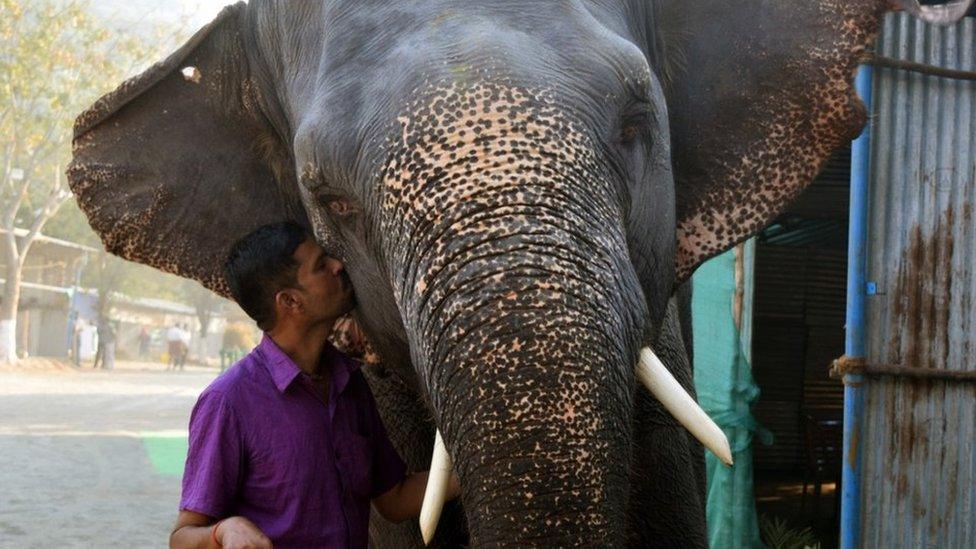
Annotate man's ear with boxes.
[275,288,304,319]
[67,2,307,297]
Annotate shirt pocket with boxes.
[337,432,372,498]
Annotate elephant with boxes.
[67,0,968,546]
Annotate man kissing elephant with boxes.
[68,1,969,546]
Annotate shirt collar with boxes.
[258,333,361,394]
[258,334,301,393]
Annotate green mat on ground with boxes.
[141,434,188,477]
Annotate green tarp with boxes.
[692,242,770,549]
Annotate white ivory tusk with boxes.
[636,347,734,466]
[420,429,452,545]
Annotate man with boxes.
[170,222,459,549]
[177,322,191,370]
[92,317,115,370]
[137,325,151,359]
[71,316,86,367]
[166,323,183,371]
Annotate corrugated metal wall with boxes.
[862,13,976,547]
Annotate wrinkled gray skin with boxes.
[363,286,703,547]
[70,0,901,546]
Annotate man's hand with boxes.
[216,516,273,549]
[372,471,462,523]
[170,510,272,549]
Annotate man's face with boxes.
[291,238,355,323]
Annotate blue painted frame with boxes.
[840,64,873,549]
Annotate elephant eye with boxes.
[328,198,357,217]
[619,103,654,146]
[621,124,640,143]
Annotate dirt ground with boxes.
[0,359,218,548]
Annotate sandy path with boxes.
[0,363,217,548]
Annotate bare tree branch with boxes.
[19,191,69,263]
[2,171,30,226]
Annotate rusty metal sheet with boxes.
[862,12,976,547]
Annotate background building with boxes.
[0,228,247,364]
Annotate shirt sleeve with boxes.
[179,390,242,517]
[363,382,407,499]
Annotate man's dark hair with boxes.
[224,222,308,330]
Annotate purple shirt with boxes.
[180,335,406,548]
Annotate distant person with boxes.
[166,324,182,371]
[102,320,116,370]
[137,326,151,359]
[169,222,459,548]
[92,320,104,369]
[178,323,191,370]
[92,318,115,370]
[72,318,86,367]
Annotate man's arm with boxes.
[176,391,252,546]
[170,510,271,549]
[371,471,461,523]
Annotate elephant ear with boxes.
[67,2,306,297]
[659,0,889,285]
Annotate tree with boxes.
[92,249,125,323]
[176,278,228,363]
[182,278,226,359]
[1,167,69,362]
[0,0,184,363]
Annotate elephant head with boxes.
[68,0,971,545]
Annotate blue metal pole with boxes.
[841,64,873,549]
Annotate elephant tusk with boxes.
[420,429,452,545]
[636,347,734,466]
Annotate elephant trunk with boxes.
[379,82,646,544]
[418,260,638,545]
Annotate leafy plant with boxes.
[222,322,256,351]
[759,514,820,549]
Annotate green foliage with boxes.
[1,0,196,304]
[758,515,820,549]
[42,200,100,247]
[222,322,256,351]
[181,278,227,336]
[75,253,187,303]
[2,0,145,202]
[117,264,189,303]
[1,0,190,221]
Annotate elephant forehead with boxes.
[375,81,628,305]
[376,81,615,250]
[379,81,588,210]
